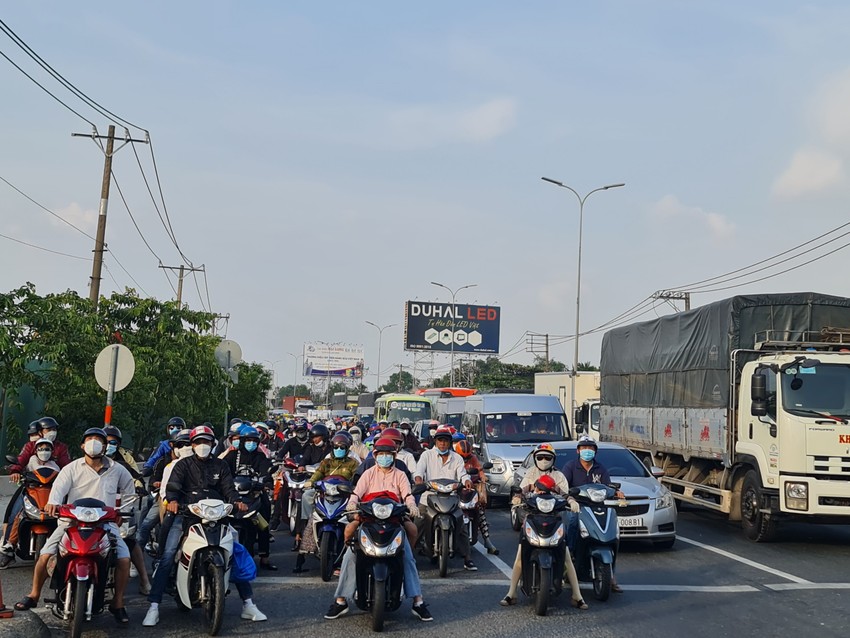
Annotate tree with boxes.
[576,361,599,372]
[228,362,273,422]
[276,384,312,402]
[382,370,417,393]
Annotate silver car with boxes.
[512,441,677,549]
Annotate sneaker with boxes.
[129,564,139,578]
[142,606,159,627]
[241,603,268,621]
[463,560,478,571]
[0,553,16,569]
[412,602,433,622]
[324,600,349,619]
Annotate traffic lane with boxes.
[675,505,850,584]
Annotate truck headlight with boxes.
[785,482,808,511]
[656,488,675,510]
[489,457,507,474]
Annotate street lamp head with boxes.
[541,176,564,187]
[603,183,626,190]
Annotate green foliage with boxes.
[382,370,418,394]
[431,356,571,392]
[228,362,272,422]
[276,384,312,401]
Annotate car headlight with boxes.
[656,488,675,510]
[489,457,507,474]
[785,482,808,511]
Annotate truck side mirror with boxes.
[751,372,767,416]
[573,408,582,425]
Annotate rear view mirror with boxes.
[411,483,427,496]
[482,462,493,471]
[5,454,16,464]
[650,466,665,479]
[751,372,767,417]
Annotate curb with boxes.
[0,609,52,638]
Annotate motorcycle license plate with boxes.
[618,516,643,527]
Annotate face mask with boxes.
[437,445,450,456]
[168,427,180,436]
[375,453,394,468]
[43,430,57,442]
[231,439,241,449]
[535,456,554,471]
[36,450,52,462]
[429,429,437,438]
[244,441,258,452]
[84,439,104,458]
[177,446,193,459]
[296,431,308,441]
[194,443,212,459]
[333,448,346,459]
[401,429,410,437]
[106,443,119,457]
[580,449,596,462]
[350,432,362,442]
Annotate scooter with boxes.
[233,472,265,553]
[163,498,236,636]
[45,496,135,638]
[15,465,59,560]
[420,478,461,578]
[282,457,311,535]
[569,483,620,601]
[311,475,352,582]
[352,494,409,632]
[519,491,568,616]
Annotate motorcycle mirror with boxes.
[568,486,579,497]
[468,468,479,475]
[5,454,16,464]
[411,483,427,496]
[481,462,493,470]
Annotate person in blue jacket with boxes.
[143,417,186,473]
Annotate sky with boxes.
[2,2,850,392]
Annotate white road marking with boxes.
[676,535,812,584]
[587,584,759,593]
[473,541,514,579]
[253,576,508,586]
[765,583,850,591]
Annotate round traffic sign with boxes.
[94,344,135,392]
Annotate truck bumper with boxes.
[780,476,850,515]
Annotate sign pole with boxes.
[104,345,120,425]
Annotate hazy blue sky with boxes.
[2,2,850,390]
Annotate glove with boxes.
[569,498,580,514]
[303,481,312,489]
[346,500,358,512]
[407,504,419,519]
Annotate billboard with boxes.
[303,342,364,378]
[404,301,500,354]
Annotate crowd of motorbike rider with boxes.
[1,411,626,627]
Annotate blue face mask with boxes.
[333,448,346,459]
[168,427,180,436]
[438,446,450,456]
[244,441,258,453]
[231,439,241,449]
[376,454,394,468]
[579,449,596,462]
[106,443,118,457]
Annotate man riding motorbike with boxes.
[453,437,499,555]
[143,417,187,474]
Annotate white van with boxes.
[433,396,466,429]
[461,393,570,500]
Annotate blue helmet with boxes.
[238,425,260,440]
[452,432,466,442]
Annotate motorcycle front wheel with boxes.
[201,563,225,635]
[371,577,386,632]
[534,564,552,617]
[69,579,89,638]
[592,558,612,601]
[438,528,450,578]
[319,532,335,582]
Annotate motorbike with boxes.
[282,457,311,535]
[519,492,568,616]
[232,472,265,553]
[569,483,620,601]
[352,494,409,632]
[14,465,59,561]
[419,478,461,578]
[45,496,136,638]
[311,475,352,581]
[161,498,236,636]
[458,464,492,547]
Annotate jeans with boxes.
[149,515,183,604]
[566,511,579,554]
[300,488,316,521]
[334,537,421,601]
[137,499,161,549]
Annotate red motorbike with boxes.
[45,497,131,638]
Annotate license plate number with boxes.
[618,516,644,527]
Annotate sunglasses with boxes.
[107,440,120,446]
[173,442,190,449]
[332,445,348,450]
[36,447,52,453]
[535,455,555,462]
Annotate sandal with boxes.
[14,596,37,611]
[499,595,516,606]
[109,606,130,624]
[611,583,624,593]
[571,598,589,610]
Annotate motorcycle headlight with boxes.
[430,481,457,494]
[587,488,607,503]
[23,497,42,519]
[656,488,675,510]
[523,520,541,545]
[324,484,339,497]
[372,503,393,520]
[74,507,105,523]
[359,530,404,557]
[536,497,556,514]
[579,520,589,539]
[189,502,233,521]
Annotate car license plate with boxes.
[618,516,644,527]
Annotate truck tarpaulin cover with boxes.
[601,293,850,409]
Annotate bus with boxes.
[416,387,477,398]
[374,393,433,423]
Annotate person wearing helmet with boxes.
[500,443,586,609]
[143,417,187,474]
[347,425,369,461]
[414,425,476,571]
[398,419,423,457]
[220,426,276,570]
[144,425,266,626]
[217,421,245,458]
[325,437,432,623]
[0,438,61,568]
[453,438,499,555]
[26,421,41,443]
[15,427,136,622]
[301,423,331,468]
[254,423,272,457]
[7,416,71,483]
[351,427,415,486]
[382,428,416,474]
[269,422,311,533]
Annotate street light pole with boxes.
[430,281,477,387]
[366,321,397,392]
[541,177,625,417]
[286,352,301,403]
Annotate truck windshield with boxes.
[444,413,462,429]
[781,364,850,418]
[481,413,568,443]
[387,401,432,423]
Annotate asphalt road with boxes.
[1,497,849,638]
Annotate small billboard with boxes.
[303,342,364,377]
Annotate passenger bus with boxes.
[416,387,477,398]
[374,393,433,423]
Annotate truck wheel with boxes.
[740,470,778,542]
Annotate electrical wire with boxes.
[105,252,151,297]
[0,174,96,240]
[0,231,88,259]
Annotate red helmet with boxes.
[373,437,397,453]
[433,426,454,441]
[382,427,404,448]
[454,439,472,459]
[190,425,215,443]
[535,474,557,493]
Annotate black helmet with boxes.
[104,425,122,443]
[27,421,41,436]
[229,417,243,426]
[233,475,254,495]
[331,433,351,449]
[310,423,329,441]
[81,427,107,443]
[167,416,186,430]
[34,416,59,431]
[170,429,191,446]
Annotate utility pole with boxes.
[73,125,147,309]
[653,290,691,312]
[159,264,205,305]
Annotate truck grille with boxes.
[809,456,850,474]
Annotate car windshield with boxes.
[482,413,567,443]
[780,363,850,418]
[552,448,649,478]
[387,401,432,423]
[444,413,462,429]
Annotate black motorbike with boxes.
[420,478,461,578]
[352,495,409,632]
[519,492,569,616]
[232,472,265,553]
[569,483,620,601]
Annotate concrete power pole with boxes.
[159,264,205,305]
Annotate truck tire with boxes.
[740,470,778,542]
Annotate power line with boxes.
[0,174,96,240]
[106,252,150,297]
[0,231,88,260]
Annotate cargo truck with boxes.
[282,395,314,416]
[599,293,850,541]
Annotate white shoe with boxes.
[142,606,160,626]
[130,565,139,578]
[241,603,267,622]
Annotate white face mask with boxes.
[194,443,212,459]
[43,430,57,442]
[535,457,554,471]
[84,439,104,458]
[36,450,52,462]
[177,446,193,459]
